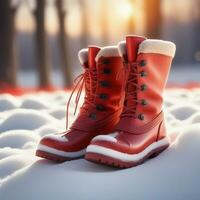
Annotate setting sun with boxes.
[117,1,134,19]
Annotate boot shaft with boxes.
[136,39,176,123]
[78,46,101,99]
[94,46,125,113]
[71,46,125,132]
[118,36,176,124]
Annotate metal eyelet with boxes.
[102,68,111,74]
[96,104,105,111]
[99,93,108,99]
[138,114,145,120]
[88,112,96,120]
[140,71,147,77]
[141,99,148,105]
[99,80,109,87]
[141,84,147,91]
[140,60,147,67]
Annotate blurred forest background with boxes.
[0,0,200,88]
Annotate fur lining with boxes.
[43,134,68,142]
[92,135,117,143]
[95,46,119,61]
[78,48,88,64]
[92,132,118,143]
[138,39,176,57]
[117,41,126,57]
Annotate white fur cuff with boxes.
[138,39,176,57]
[117,41,126,57]
[95,46,119,61]
[78,48,88,64]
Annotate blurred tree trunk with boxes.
[79,0,88,47]
[100,0,109,44]
[144,0,162,39]
[34,0,51,88]
[56,0,72,87]
[192,0,200,62]
[128,0,136,34]
[0,0,17,87]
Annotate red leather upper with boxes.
[90,36,174,154]
[39,47,126,151]
[75,47,100,116]
[88,46,100,68]
[126,36,146,62]
[91,123,164,154]
[117,36,173,129]
[135,53,172,124]
[71,55,125,132]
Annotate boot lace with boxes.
[121,61,146,120]
[66,68,97,129]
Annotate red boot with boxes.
[36,46,125,162]
[85,36,176,168]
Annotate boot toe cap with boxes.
[92,134,117,143]
[38,134,69,148]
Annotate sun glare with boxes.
[117,1,134,19]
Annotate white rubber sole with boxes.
[37,144,86,158]
[86,137,169,162]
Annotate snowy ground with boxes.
[0,89,200,199]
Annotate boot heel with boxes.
[149,145,169,159]
[149,152,160,159]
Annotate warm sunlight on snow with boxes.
[0,88,200,199]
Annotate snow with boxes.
[0,89,200,199]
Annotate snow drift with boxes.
[0,89,200,200]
